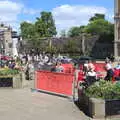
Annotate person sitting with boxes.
[115,63,120,70]
[55,62,64,73]
[8,61,16,69]
[51,63,56,72]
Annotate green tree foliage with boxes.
[67,13,114,43]
[35,11,57,37]
[68,26,85,37]
[85,19,114,43]
[85,19,113,35]
[89,13,105,22]
[20,11,57,51]
[20,22,35,39]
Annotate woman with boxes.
[55,62,64,73]
[104,59,114,81]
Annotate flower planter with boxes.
[0,77,13,87]
[79,93,120,118]
[105,99,120,116]
[0,72,29,88]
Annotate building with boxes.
[114,0,120,58]
[12,31,19,56]
[0,24,12,55]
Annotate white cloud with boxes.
[52,4,109,32]
[0,0,40,31]
[0,0,23,23]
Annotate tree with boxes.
[35,11,57,37]
[85,19,114,43]
[89,13,105,22]
[20,22,35,39]
[20,11,57,52]
[68,26,85,37]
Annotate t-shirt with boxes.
[87,71,96,77]
[105,63,112,70]
[56,66,64,72]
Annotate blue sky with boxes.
[0,0,114,32]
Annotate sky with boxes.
[0,0,114,33]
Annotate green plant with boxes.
[0,69,19,76]
[85,80,120,99]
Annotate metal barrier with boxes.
[35,70,74,97]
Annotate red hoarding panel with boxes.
[61,64,74,74]
[94,63,105,72]
[35,71,74,96]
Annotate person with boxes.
[28,61,34,80]
[38,60,44,70]
[86,67,97,86]
[88,60,95,72]
[25,61,34,80]
[51,63,56,72]
[8,61,16,69]
[83,60,89,74]
[115,62,120,70]
[42,54,49,64]
[104,59,114,81]
[55,62,64,73]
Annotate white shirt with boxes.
[84,63,89,69]
[105,63,112,70]
[87,71,96,77]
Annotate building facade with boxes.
[114,0,120,57]
[0,24,13,55]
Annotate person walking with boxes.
[104,59,114,81]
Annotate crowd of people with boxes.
[14,53,71,79]
[1,51,120,84]
[81,57,120,86]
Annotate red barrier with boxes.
[61,64,74,74]
[94,63,105,72]
[35,70,74,96]
[78,71,85,82]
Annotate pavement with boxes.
[0,80,119,120]
[0,81,90,120]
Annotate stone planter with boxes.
[88,97,105,119]
[0,72,29,88]
[79,93,120,118]
[13,74,22,88]
[105,99,120,116]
